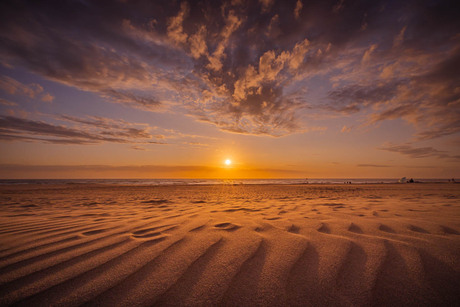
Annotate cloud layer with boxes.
[0,115,161,145]
[379,143,460,161]
[0,0,458,140]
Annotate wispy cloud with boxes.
[379,143,460,161]
[131,146,149,151]
[357,164,391,168]
[0,75,53,102]
[0,113,221,147]
[0,115,163,145]
[0,98,17,106]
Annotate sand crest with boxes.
[0,183,459,306]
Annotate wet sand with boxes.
[0,183,459,306]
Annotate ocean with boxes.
[0,178,454,185]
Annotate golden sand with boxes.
[0,184,459,306]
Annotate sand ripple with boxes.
[0,184,459,306]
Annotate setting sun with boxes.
[225,159,232,166]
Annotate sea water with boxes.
[0,178,453,185]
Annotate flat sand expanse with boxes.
[0,183,459,306]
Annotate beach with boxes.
[0,183,459,306]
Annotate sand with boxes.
[0,183,459,306]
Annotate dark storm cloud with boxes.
[0,115,163,145]
[0,0,459,136]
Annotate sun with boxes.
[225,159,232,166]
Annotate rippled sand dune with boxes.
[0,184,459,306]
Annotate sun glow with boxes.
[225,159,232,166]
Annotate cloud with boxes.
[40,93,54,102]
[393,26,407,48]
[341,125,351,133]
[0,0,459,138]
[188,25,208,59]
[259,0,274,13]
[379,143,460,160]
[0,112,219,147]
[0,98,17,106]
[0,115,163,145]
[0,75,54,102]
[167,2,189,45]
[101,89,161,110]
[361,44,378,64]
[328,81,402,113]
[0,75,42,98]
[357,164,390,168]
[181,141,211,148]
[131,146,149,151]
[294,0,303,19]
[332,0,345,13]
[206,9,242,71]
[357,163,442,169]
[193,38,313,136]
[327,45,460,140]
[0,3,191,111]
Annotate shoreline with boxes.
[0,181,458,188]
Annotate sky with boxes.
[0,0,459,179]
